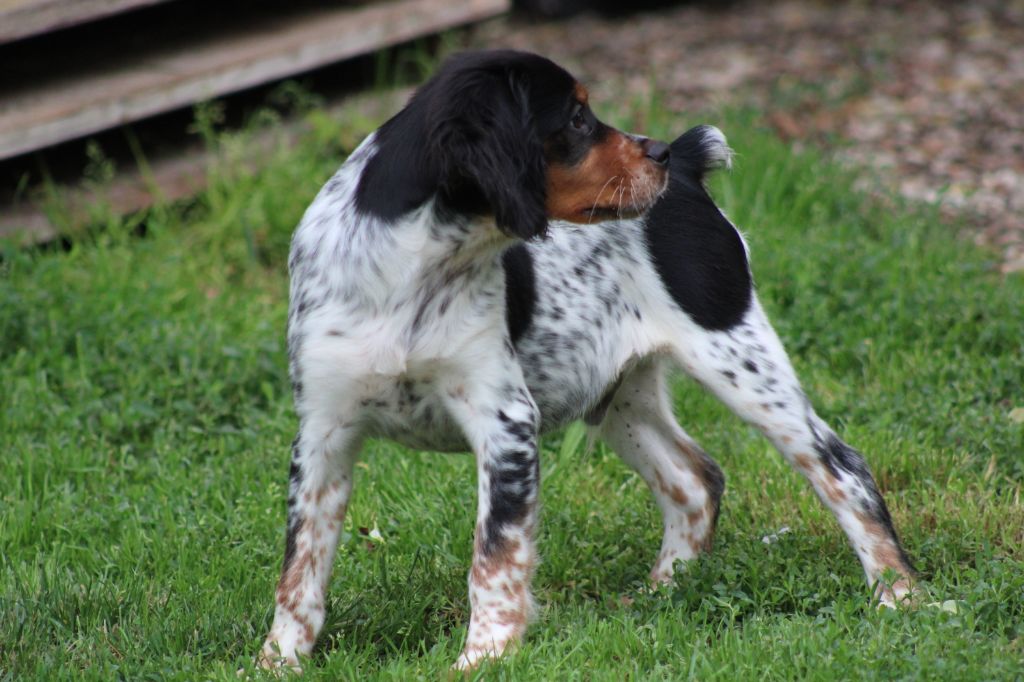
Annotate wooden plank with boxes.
[0,148,212,244]
[0,88,412,244]
[0,0,509,160]
[0,0,175,44]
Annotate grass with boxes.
[2,86,1023,680]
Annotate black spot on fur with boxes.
[282,518,300,573]
[812,432,915,573]
[282,440,304,572]
[483,446,539,555]
[643,126,752,331]
[497,410,534,443]
[503,244,537,345]
[814,432,872,481]
[700,449,727,530]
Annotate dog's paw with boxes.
[256,641,303,675]
[874,573,919,609]
[450,641,514,675]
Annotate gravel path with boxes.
[470,0,1024,273]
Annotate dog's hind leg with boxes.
[260,412,361,670]
[598,357,725,584]
[671,298,915,605]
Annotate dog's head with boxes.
[356,50,670,240]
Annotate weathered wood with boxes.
[0,0,174,44]
[0,0,509,160]
[0,149,207,244]
[0,88,413,244]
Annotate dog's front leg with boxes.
[442,361,540,670]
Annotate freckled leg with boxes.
[260,416,360,669]
[673,299,915,604]
[599,359,725,584]
[443,369,540,670]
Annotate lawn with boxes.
[2,89,1022,680]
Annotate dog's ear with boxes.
[427,68,548,240]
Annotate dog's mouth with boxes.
[578,172,669,223]
[580,205,643,221]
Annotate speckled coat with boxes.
[260,107,914,673]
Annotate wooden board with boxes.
[0,88,412,244]
[0,0,175,44]
[0,0,509,160]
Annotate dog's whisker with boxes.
[619,179,632,218]
[589,175,621,223]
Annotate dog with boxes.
[259,49,914,671]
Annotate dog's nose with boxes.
[643,140,670,166]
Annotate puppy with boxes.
[260,49,913,671]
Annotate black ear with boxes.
[427,68,548,240]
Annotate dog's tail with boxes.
[669,125,732,185]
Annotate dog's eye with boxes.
[571,110,586,130]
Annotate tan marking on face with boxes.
[573,82,589,105]
[546,127,667,222]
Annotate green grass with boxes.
[2,93,1023,681]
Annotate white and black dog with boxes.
[260,50,914,670]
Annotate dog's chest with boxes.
[348,277,506,451]
[290,194,513,450]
